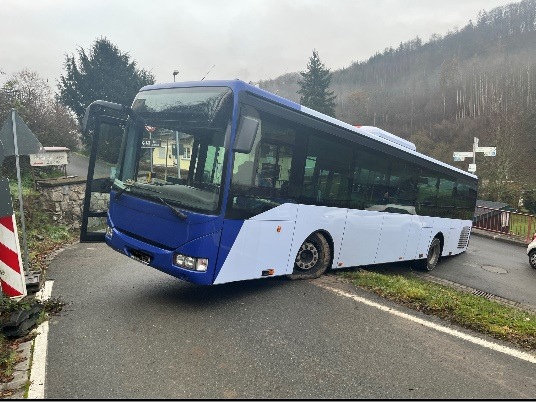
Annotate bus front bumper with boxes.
[105,226,219,286]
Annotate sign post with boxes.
[453,137,496,174]
[0,110,43,282]
[11,110,30,275]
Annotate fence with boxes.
[473,205,535,244]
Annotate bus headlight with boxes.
[184,257,195,269]
[175,254,185,266]
[105,226,113,238]
[173,253,209,272]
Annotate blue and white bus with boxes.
[81,79,478,285]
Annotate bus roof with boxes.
[140,80,477,180]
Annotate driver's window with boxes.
[257,143,278,188]
[227,110,296,219]
[256,143,292,191]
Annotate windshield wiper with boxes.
[157,196,188,221]
[115,181,162,200]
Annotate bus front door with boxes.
[80,116,124,242]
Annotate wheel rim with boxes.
[295,241,319,270]
[530,253,536,267]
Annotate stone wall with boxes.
[36,177,109,229]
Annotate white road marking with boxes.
[316,283,536,364]
[28,280,54,399]
[35,280,53,302]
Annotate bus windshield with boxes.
[116,86,233,214]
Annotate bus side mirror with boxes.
[82,100,126,134]
[233,116,259,154]
[82,100,143,134]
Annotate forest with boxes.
[260,0,536,208]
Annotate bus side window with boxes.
[301,156,318,199]
[417,173,437,206]
[301,133,352,207]
[456,182,477,219]
[438,178,456,208]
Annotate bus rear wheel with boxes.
[288,232,331,280]
[416,237,441,271]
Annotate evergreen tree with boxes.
[58,37,155,147]
[297,49,336,117]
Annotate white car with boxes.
[527,234,536,269]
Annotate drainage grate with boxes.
[472,289,495,299]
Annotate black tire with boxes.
[416,237,441,271]
[529,250,536,269]
[288,232,331,280]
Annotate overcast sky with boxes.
[1,0,516,89]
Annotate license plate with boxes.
[129,249,151,265]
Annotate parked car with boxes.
[527,233,536,269]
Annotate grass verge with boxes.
[339,269,536,351]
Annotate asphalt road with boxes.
[44,238,536,399]
[66,153,111,179]
[432,235,536,309]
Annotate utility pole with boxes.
[453,137,497,174]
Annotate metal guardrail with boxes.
[473,205,535,244]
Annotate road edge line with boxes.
[27,280,54,399]
[316,282,536,364]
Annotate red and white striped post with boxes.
[0,136,26,299]
[0,213,27,298]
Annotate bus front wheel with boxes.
[288,232,331,280]
[416,237,441,271]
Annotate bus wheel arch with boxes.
[288,230,332,280]
[416,233,443,272]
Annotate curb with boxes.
[415,272,536,315]
[471,228,529,247]
[1,340,32,399]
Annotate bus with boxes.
[81,79,478,285]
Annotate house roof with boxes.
[474,200,514,218]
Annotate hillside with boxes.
[259,0,536,206]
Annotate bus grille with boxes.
[458,226,471,249]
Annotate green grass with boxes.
[340,269,536,350]
[510,213,536,240]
